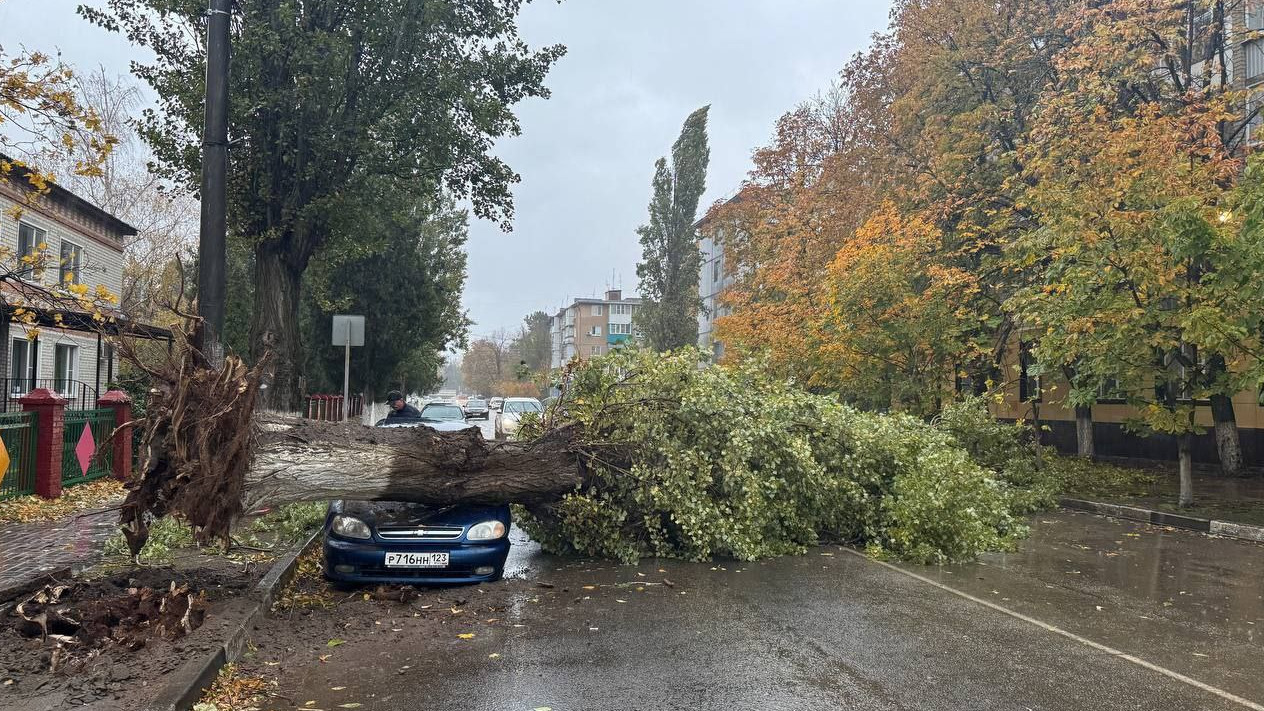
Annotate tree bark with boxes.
[1075,404,1094,459]
[250,243,305,413]
[1209,393,1243,477]
[1178,432,1194,508]
[242,417,585,512]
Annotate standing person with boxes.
[386,391,422,419]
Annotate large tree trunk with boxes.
[1205,355,1243,477]
[243,417,585,512]
[1209,393,1243,477]
[1075,404,1094,459]
[250,244,305,413]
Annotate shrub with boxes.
[517,348,1031,565]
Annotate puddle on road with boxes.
[919,511,1264,644]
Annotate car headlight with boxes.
[331,515,372,540]
[466,520,507,541]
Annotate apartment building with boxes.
[548,290,643,369]
[697,223,735,360]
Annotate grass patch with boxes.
[103,515,196,563]
[1043,456,1160,499]
[0,479,124,524]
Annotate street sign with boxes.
[332,315,365,347]
[332,315,365,422]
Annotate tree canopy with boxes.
[636,105,710,352]
[84,0,565,409]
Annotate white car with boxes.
[494,397,544,440]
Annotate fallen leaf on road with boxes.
[327,639,346,648]
[582,585,596,590]
[1095,606,1103,611]
[537,582,555,589]
[338,704,362,709]
[616,599,627,603]
[331,686,346,691]
[663,579,675,588]
[534,707,552,711]
[1193,653,1209,658]
[637,572,646,577]
[457,633,475,639]
[305,702,316,707]
[588,627,599,631]
[488,653,501,659]
[657,569,666,573]
[318,655,331,663]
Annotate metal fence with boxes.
[0,411,37,500]
[304,394,363,421]
[61,408,115,487]
[0,379,99,413]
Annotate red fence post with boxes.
[97,389,133,481]
[21,388,67,499]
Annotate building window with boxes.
[1249,2,1264,31]
[590,345,601,355]
[17,223,45,276]
[592,304,603,316]
[713,258,721,283]
[1248,41,1264,83]
[9,338,38,394]
[59,240,83,285]
[1019,341,1041,402]
[1097,377,1123,402]
[609,323,633,335]
[589,325,602,337]
[54,344,78,395]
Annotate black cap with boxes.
[386,390,404,402]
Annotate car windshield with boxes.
[420,404,465,421]
[504,400,543,414]
[467,400,486,407]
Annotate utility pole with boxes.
[196,0,231,367]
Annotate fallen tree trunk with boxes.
[114,335,588,554]
[243,417,585,511]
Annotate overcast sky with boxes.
[0,0,893,340]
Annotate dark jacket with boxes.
[387,402,423,419]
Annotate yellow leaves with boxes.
[456,633,475,639]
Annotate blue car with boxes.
[322,416,512,586]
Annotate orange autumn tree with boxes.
[706,83,887,381]
[816,203,982,415]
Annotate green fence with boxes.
[0,411,37,500]
[62,408,115,487]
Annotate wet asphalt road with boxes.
[271,484,1264,711]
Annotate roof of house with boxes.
[0,154,139,239]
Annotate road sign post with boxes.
[331,315,365,422]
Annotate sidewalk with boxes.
[1065,465,1264,531]
[902,509,1264,705]
[0,508,118,598]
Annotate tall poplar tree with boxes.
[636,106,710,352]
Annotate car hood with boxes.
[332,500,507,528]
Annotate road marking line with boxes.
[842,548,1264,711]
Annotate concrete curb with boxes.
[143,529,323,711]
[1059,497,1264,543]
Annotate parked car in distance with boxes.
[495,397,544,440]
[488,396,504,412]
[324,417,511,586]
[463,398,490,420]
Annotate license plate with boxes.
[384,551,449,568]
